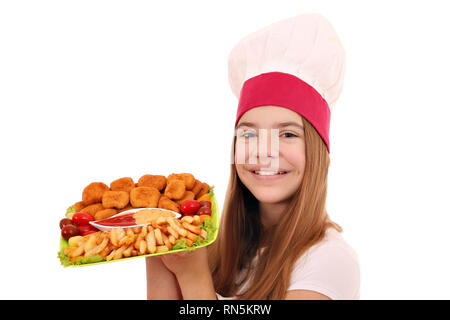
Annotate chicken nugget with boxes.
[102,190,130,209]
[176,191,196,205]
[137,174,167,191]
[167,173,181,184]
[191,179,203,197]
[82,182,109,206]
[196,182,210,199]
[72,201,85,212]
[164,179,186,200]
[130,187,161,208]
[117,204,133,213]
[158,195,180,213]
[167,173,195,190]
[94,208,118,221]
[110,177,135,193]
[80,203,104,218]
[179,173,195,190]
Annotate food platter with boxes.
[58,174,219,267]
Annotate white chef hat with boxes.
[228,13,346,152]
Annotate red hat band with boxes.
[235,71,331,153]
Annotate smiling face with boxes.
[234,106,306,205]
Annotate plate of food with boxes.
[57,173,219,267]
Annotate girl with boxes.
[146,13,360,300]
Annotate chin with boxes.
[250,188,292,204]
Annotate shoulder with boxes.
[289,228,360,300]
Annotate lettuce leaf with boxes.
[74,255,104,265]
[65,205,76,218]
[58,246,73,267]
[58,236,105,267]
[66,206,76,214]
[172,217,217,251]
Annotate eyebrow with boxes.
[237,121,304,130]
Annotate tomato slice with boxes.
[197,206,212,216]
[180,200,201,214]
[81,230,98,237]
[78,224,98,235]
[72,212,95,226]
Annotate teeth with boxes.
[254,171,286,175]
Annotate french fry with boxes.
[155,216,167,225]
[119,228,135,246]
[69,242,85,258]
[156,245,169,253]
[139,239,147,255]
[113,245,127,260]
[123,245,133,258]
[168,235,177,245]
[116,228,125,243]
[110,228,119,247]
[146,231,156,254]
[200,229,208,240]
[154,228,164,245]
[95,233,104,245]
[134,226,148,250]
[64,246,76,256]
[68,236,84,247]
[133,226,142,234]
[99,244,113,258]
[106,249,116,261]
[167,226,179,239]
[155,225,168,234]
[141,225,148,237]
[185,230,197,242]
[182,222,202,235]
[168,217,187,237]
[172,217,183,229]
[85,235,109,257]
[85,233,99,252]
[181,216,194,224]
[193,215,201,226]
[161,232,172,249]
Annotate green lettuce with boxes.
[66,206,76,214]
[58,237,106,267]
[168,217,217,251]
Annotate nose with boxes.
[257,128,279,165]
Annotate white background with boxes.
[1,0,449,299]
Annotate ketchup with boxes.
[95,213,136,227]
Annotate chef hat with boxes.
[228,13,346,152]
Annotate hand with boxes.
[160,247,210,279]
[160,247,217,300]
[146,256,182,300]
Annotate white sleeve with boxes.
[288,243,360,300]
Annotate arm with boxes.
[160,247,217,300]
[146,256,182,300]
[176,269,217,300]
[285,290,331,300]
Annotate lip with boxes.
[249,170,289,181]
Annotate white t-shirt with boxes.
[217,228,360,300]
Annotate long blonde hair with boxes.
[208,117,341,299]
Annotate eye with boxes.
[240,131,257,138]
[281,132,297,138]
